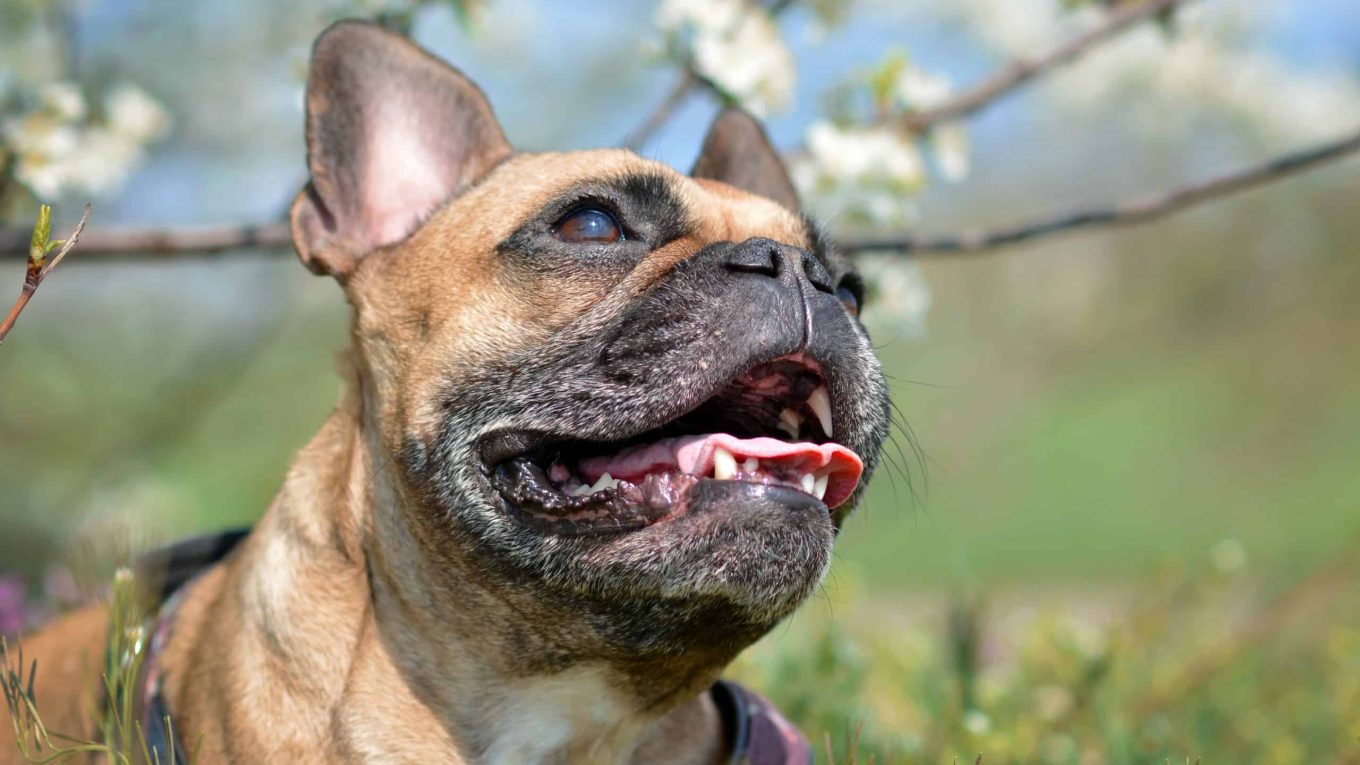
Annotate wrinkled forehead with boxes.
[447,148,816,249]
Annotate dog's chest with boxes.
[476,667,645,765]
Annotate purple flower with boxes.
[0,574,27,637]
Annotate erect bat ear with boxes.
[690,108,800,212]
[289,20,512,279]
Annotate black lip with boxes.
[490,476,827,538]
[689,479,828,516]
[476,354,828,473]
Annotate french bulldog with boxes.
[4,19,889,765]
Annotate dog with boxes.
[3,20,889,764]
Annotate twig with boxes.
[623,70,700,151]
[900,0,1190,132]
[0,203,90,344]
[1,127,1357,262]
[838,125,1360,256]
[622,0,800,151]
[0,220,289,259]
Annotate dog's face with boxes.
[291,22,889,690]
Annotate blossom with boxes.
[655,0,795,117]
[892,63,951,111]
[854,253,932,339]
[930,121,969,182]
[37,81,86,122]
[906,0,1360,146]
[105,83,171,144]
[1,80,170,200]
[792,120,924,226]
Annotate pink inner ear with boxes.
[361,108,455,247]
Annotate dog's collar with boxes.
[127,529,812,765]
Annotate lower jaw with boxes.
[492,462,834,537]
[452,482,837,655]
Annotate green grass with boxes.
[731,549,1360,764]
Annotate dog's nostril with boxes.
[723,241,782,277]
[801,251,834,293]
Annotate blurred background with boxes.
[2,0,1359,761]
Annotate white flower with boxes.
[854,253,932,338]
[893,64,951,111]
[105,84,170,144]
[1,79,170,200]
[921,0,1360,146]
[793,121,924,226]
[37,81,87,121]
[655,0,795,117]
[3,116,80,158]
[931,121,970,182]
[65,128,143,195]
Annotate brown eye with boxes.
[554,206,622,244]
[836,282,861,316]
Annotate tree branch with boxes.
[0,220,290,259]
[2,129,1357,262]
[622,70,701,151]
[0,203,90,344]
[622,0,799,151]
[837,125,1360,256]
[900,0,1189,132]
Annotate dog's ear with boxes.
[690,108,799,212]
[290,20,512,279]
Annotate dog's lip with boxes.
[491,478,825,537]
[479,429,546,469]
[476,352,833,469]
[473,353,867,531]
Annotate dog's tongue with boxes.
[578,434,863,508]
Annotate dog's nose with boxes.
[722,237,834,294]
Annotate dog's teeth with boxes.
[813,473,829,501]
[742,457,758,473]
[777,408,803,439]
[808,386,833,438]
[713,447,737,480]
[800,473,815,494]
[564,480,588,497]
[589,473,618,494]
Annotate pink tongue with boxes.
[577,433,863,509]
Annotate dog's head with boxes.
[291,21,890,693]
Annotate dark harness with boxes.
[129,531,813,764]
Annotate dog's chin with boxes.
[462,474,836,650]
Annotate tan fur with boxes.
[4,152,817,765]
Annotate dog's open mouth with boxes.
[480,357,864,532]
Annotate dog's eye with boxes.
[554,207,623,244]
[836,280,861,317]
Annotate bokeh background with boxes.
[2,0,1359,762]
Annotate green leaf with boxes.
[28,204,52,269]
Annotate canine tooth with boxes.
[777,408,802,439]
[742,457,758,473]
[564,481,588,497]
[589,473,618,493]
[813,474,829,501]
[713,447,737,480]
[808,386,833,438]
[800,473,815,494]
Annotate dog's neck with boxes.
[160,393,727,764]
